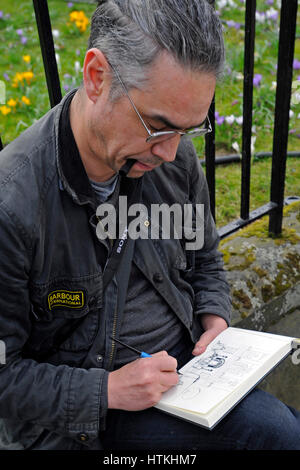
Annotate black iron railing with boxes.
[205,0,298,239]
[0,0,298,240]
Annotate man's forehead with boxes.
[137,60,215,128]
[144,53,214,96]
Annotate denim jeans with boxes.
[100,333,300,451]
[100,389,300,450]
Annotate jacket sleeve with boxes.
[0,203,108,444]
[187,149,232,326]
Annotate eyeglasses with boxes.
[110,63,212,144]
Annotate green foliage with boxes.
[212,156,300,227]
[0,0,94,139]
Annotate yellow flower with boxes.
[7,98,17,107]
[22,71,34,84]
[12,72,24,88]
[12,71,34,88]
[69,10,89,33]
[70,11,80,21]
[21,96,30,105]
[0,105,11,115]
[22,55,31,64]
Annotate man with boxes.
[0,0,299,451]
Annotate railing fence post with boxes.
[205,99,216,222]
[268,0,298,236]
[205,0,216,222]
[240,0,256,221]
[32,0,62,108]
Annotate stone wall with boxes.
[219,200,300,409]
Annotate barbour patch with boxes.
[48,290,85,310]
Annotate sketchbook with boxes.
[155,327,297,430]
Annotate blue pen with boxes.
[110,336,183,374]
[110,336,152,358]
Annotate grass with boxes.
[212,156,300,227]
[0,0,299,228]
[192,0,300,157]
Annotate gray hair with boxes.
[88,0,225,100]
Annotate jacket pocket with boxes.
[26,273,102,358]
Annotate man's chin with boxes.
[126,169,146,179]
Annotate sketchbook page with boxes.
[158,327,292,415]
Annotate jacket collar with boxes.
[55,88,98,208]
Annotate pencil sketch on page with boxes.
[159,330,286,414]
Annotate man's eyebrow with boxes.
[149,114,207,130]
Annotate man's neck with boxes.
[69,91,116,183]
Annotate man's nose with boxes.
[150,134,181,163]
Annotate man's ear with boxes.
[83,48,111,103]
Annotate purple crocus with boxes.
[16,28,23,36]
[3,73,9,81]
[266,9,278,21]
[215,111,225,125]
[21,36,28,45]
[226,20,241,30]
[253,74,262,87]
[256,11,266,23]
[67,2,73,7]
[226,20,235,28]
[293,59,300,70]
[0,11,3,19]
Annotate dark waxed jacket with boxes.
[0,90,231,450]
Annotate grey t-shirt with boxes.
[115,262,185,368]
[90,174,119,203]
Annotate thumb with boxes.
[192,329,220,356]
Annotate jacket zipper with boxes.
[108,302,118,370]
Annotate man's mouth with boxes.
[133,160,159,171]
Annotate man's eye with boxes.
[149,122,164,132]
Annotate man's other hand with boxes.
[192,313,228,356]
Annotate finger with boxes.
[192,329,219,355]
[158,354,178,372]
[148,351,178,372]
[159,371,180,390]
[151,350,169,358]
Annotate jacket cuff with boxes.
[194,294,232,326]
[195,309,231,327]
[64,367,109,445]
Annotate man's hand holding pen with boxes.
[107,351,179,411]
[107,314,228,412]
